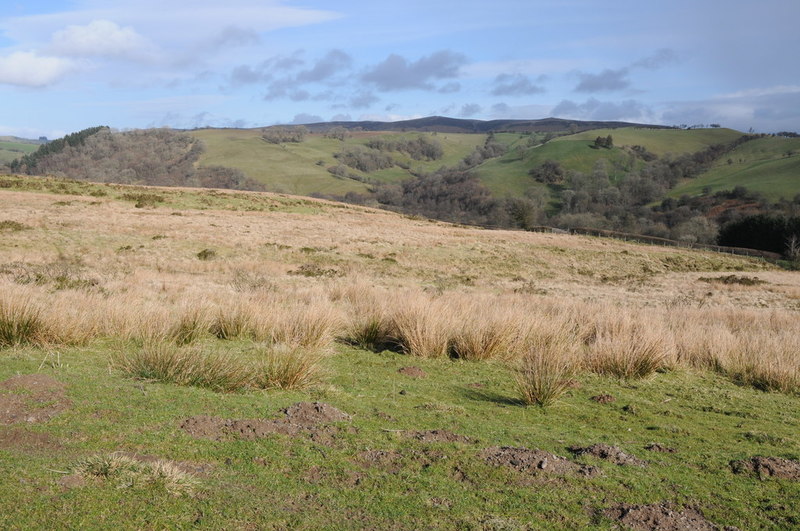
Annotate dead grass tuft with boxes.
[73,453,199,497]
[514,327,581,406]
[254,345,327,390]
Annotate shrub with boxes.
[514,331,580,407]
[196,248,216,261]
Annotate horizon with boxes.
[1,1,798,139]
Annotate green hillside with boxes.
[0,139,38,164]
[190,129,486,195]
[561,127,743,157]
[475,128,745,198]
[670,136,800,200]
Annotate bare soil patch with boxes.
[480,446,599,477]
[604,502,735,531]
[0,427,63,453]
[570,443,648,467]
[730,456,800,480]
[591,394,615,404]
[646,443,677,453]
[181,402,352,445]
[398,366,426,378]
[0,374,70,424]
[405,429,472,444]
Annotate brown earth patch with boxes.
[570,443,648,467]
[406,429,473,444]
[591,394,615,404]
[398,366,426,378]
[646,443,677,454]
[604,502,736,531]
[730,456,800,480]
[180,402,352,445]
[0,374,70,424]
[0,427,63,453]
[481,446,599,477]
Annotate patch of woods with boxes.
[335,132,800,260]
[7,126,266,192]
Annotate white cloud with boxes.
[0,51,74,87]
[50,19,154,59]
[715,85,800,100]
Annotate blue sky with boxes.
[1,0,798,138]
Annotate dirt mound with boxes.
[604,502,734,531]
[481,446,599,477]
[591,394,615,404]
[0,374,70,424]
[406,429,472,443]
[181,402,351,444]
[570,443,648,467]
[283,402,351,426]
[646,443,677,453]
[730,456,800,480]
[0,427,63,453]
[398,366,426,378]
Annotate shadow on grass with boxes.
[459,387,524,407]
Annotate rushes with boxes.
[0,293,44,348]
[514,329,580,407]
[255,345,327,390]
[112,341,252,392]
[585,314,671,380]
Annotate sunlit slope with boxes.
[190,128,486,195]
[670,136,800,200]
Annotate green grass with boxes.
[670,136,800,200]
[0,140,37,164]
[1,341,798,529]
[560,127,744,157]
[190,129,486,195]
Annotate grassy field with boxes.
[0,139,38,164]
[1,174,799,529]
[670,136,800,200]
[190,129,486,195]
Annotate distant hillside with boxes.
[669,136,800,201]
[288,116,670,134]
[0,136,41,164]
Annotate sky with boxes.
[1,0,798,139]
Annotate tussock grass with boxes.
[585,313,671,380]
[515,329,580,406]
[389,294,455,358]
[450,299,522,361]
[0,293,44,348]
[723,334,800,394]
[112,341,252,392]
[209,303,254,340]
[335,282,393,350]
[73,454,199,497]
[255,345,327,390]
[258,300,340,350]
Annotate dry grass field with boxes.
[1,174,799,529]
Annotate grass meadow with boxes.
[1,174,799,529]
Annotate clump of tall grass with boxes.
[585,315,671,379]
[335,282,393,351]
[112,341,252,392]
[209,303,254,340]
[255,300,340,350]
[450,299,522,361]
[73,453,199,497]
[254,345,327,390]
[389,294,454,358]
[722,333,800,394]
[514,329,580,407]
[0,293,44,348]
